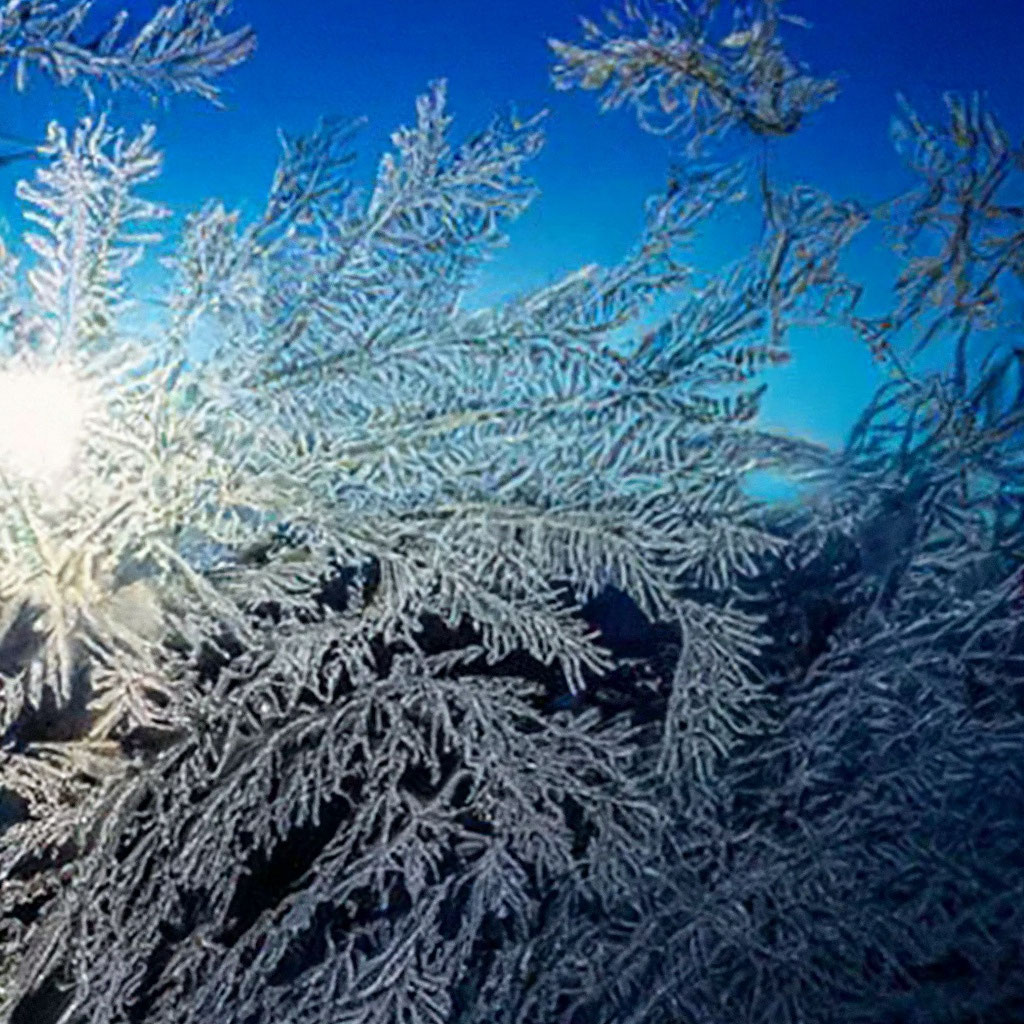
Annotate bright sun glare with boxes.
[0,367,87,483]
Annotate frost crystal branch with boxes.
[550,0,837,149]
[0,0,254,100]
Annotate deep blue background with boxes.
[2,0,1022,448]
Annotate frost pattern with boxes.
[1,4,1023,1024]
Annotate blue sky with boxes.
[2,0,1023,449]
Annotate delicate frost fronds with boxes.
[0,72,842,1023]
[0,71,825,795]
[866,94,1024,395]
[17,116,167,354]
[550,0,837,149]
[2,648,657,1024]
[157,85,822,692]
[0,0,255,101]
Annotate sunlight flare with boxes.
[0,365,87,483]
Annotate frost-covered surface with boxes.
[1,3,1023,1024]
